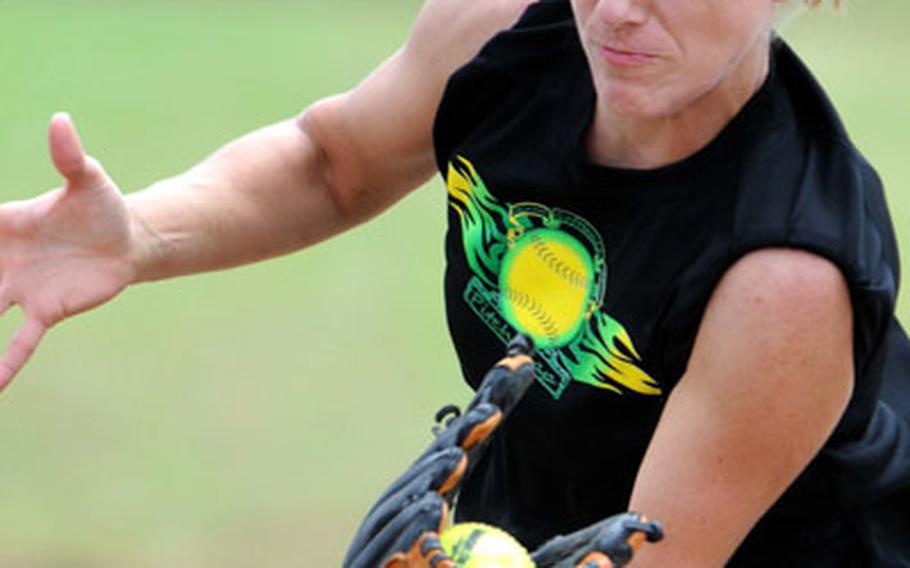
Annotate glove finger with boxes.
[412,534,455,568]
[625,516,664,544]
[468,350,535,416]
[454,403,502,452]
[530,531,592,566]
[589,513,663,567]
[345,492,447,568]
[416,403,500,464]
[530,514,611,566]
[382,533,455,568]
[368,447,465,514]
[351,404,507,562]
[531,512,664,568]
[350,448,464,555]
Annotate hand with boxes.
[0,113,135,392]
[343,335,537,568]
[531,512,664,568]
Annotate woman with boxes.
[354,0,910,564]
[1,0,907,564]
[433,0,910,565]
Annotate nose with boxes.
[594,0,649,28]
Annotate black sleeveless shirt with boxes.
[433,2,910,564]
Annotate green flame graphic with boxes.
[446,155,661,398]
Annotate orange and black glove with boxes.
[531,512,664,568]
[342,335,536,568]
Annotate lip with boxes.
[598,45,657,67]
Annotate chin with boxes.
[597,76,698,120]
[599,85,668,118]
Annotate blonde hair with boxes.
[776,0,843,27]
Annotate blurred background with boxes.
[0,0,907,566]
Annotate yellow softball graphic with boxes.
[500,228,595,349]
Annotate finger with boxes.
[0,316,47,393]
[0,297,13,372]
[0,296,11,319]
[49,113,86,180]
[48,113,105,189]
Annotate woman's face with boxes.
[571,0,780,118]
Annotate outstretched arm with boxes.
[0,0,533,390]
[626,248,854,566]
[128,0,533,282]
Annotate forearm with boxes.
[126,117,350,283]
[625,250,853,566]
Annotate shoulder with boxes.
[688,248,852,387]
[717,248,849,314]
[683,249,854,445]
[698,249,852,358]
[686,250,855,449]
[294,1,538,221]
[405,0,537,83]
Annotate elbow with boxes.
[296,98,376,225]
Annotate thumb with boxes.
[48,112,105,189]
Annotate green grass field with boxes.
[1,1,907,566]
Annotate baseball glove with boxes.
[342,335,536,568]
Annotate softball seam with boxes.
[529,235,588,290]
[501,287,560,341]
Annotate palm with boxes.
[0,114,134,390]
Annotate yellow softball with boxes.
[499,228,594,348]
[440,522,535,568]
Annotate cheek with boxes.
[674,4,773,78]
[675,39,738,92]
[643,13,769,111]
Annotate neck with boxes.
[586,38,771,170]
